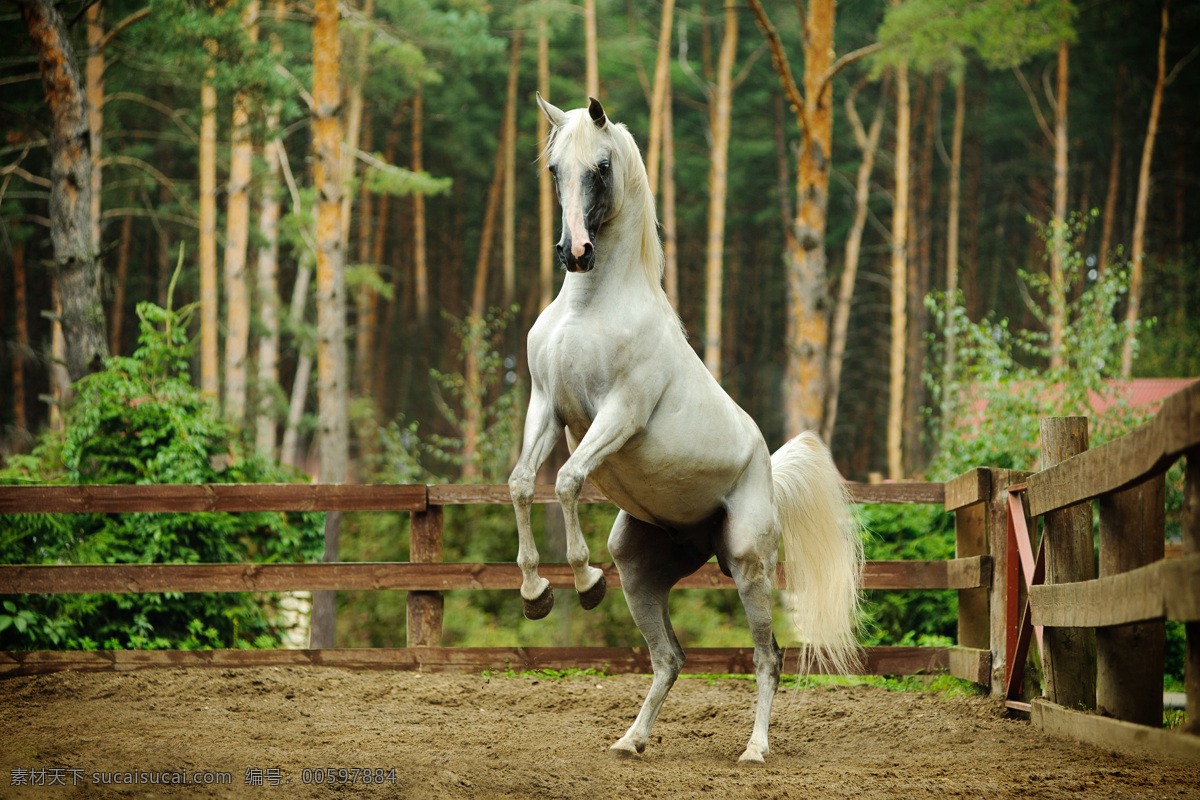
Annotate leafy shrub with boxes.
[0,300,323,650]
[857,503,958,648]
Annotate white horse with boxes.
[508,95,863,763]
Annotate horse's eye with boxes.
[548,164,558,177]
[597,160,610,175]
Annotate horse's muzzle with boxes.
[558,240,595,273]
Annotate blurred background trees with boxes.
[4,0,1197,478]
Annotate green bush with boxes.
[0,300,323,651]
[857,503,958,648]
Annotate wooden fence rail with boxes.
[0,479,990,685]
[0,557,992,595]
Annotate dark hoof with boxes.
[523,587,554,620]
[578,573,607,610]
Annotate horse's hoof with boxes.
[523,587,554,620]
[738,746,766,764]
[609,739,643,757]
[578,572,607,610]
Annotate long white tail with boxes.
[771,432,863,677]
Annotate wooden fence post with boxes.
[1184,448,1199,734]
[952,470,990,653]
[1039,416,1097,711]
[1096,473,1165,726]
[989,468,1029,696]
[406,505,444,647]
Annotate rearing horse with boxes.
[509,95,863,763]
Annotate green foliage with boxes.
[1,300,323,651]
[426,307,524,483]
[858,503,959,648]
[925,212,1149,476]
[876,0,1076,80]
[361,157,453,198]
[1134,248,1200,379]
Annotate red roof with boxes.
[967,378,1197,420]
[1095,378,1199,415]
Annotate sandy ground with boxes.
[2,667,1198,799]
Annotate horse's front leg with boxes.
[555,405,642,609]
[509,391,561,619]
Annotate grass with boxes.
[480,667,611,681]
[478,665,987,699]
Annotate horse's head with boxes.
[538,94,632,274]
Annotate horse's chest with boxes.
[532,322,629,427]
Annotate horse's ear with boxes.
[536,92,568,127]
[587,96,607,129]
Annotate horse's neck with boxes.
[561,217,660,314]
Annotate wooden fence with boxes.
[0,479,990,683]
[1,379,1197,763]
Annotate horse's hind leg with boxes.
[608,512,708,755]
[719,471,784,763]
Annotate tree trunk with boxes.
[48,283,71,432]
[156,180,170,307]
[772,91,793,240]
[11,241,28,433]
[22,0,109,384]
[944,78,965,381]
[748,0,835,439]
[282,227,313,469]
[253,136,280,455]
[905,70,940,472]
[365,102,406,409]
[109,214,131,354]
[199,46,219,400]
[413,84,429,326]
[645,0,675,195]
[703,4,737,379]
[662,83,678,308]
[1121,2,1168,378]
[584,0,599,98]
[86,2,103,255]
[223,2,258,424]
[354,112,375,400]
[339,0,373,253]
[790,0,836,439]
[1048,39,1070,370]
[462,37,518,481]
[824,77,885,446]
[888,60,911,481]
[255,17,284,458]
[1098,64,1124,280]
[537,15,554,311]
[310,0,348,649]
[962,70,985,320]
[502,29,523,307]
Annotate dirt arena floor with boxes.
[2,667,1198,799]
